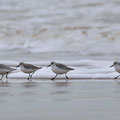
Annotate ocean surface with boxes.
[0,0,120,56]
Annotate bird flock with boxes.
[0,61,74,82]
[0,61,119,82]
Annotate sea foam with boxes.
[0,0,119,55]
[0,60,117,80]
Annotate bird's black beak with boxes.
[47,64,51,67]
[16,64,20,68]
[110,64,114,68]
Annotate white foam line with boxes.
[0,79,118,83]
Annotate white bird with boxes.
[47,61,74,80]
[17,62,42,81]
[0,64,16,82]
[110,61,120,79]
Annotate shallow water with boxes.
[0,80,120,120]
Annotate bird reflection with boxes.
[116,81,120,85]
[21,81,38,88]
[54,81,70,87]
[0,82,10,87]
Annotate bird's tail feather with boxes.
[69,68,74,70]
[37,67,42,69]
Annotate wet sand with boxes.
[0,80,120,120]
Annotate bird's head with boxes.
[47,61,55,67]
[16,62,24,67]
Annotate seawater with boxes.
[0,0,120,55]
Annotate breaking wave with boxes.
[0,0,120,55]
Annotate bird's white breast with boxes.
[115,65,120,73]
[51,65,69,74]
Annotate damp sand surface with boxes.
[0,80,120,120]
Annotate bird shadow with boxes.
[21,81,38,88]
[53,81,70,87]
[0,81,11,87]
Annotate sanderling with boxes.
[47,61,74,80]
[17,62,42,81]
[0,64,16,82]
[110,61,120,79]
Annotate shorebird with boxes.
[110,61,120,79]
[0,64,16,82]
[17,62,42,81]
[47,61,74,80]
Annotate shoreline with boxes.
[0,59,117,81]
[0,78,118,82]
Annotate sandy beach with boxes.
[0,51,119,120]
[0,55,119,120]
[0,80,120,120]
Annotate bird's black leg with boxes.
[30,72,34,79]
[65,73,69,79]
[115,75,120,79]
[5,73,9,83]
[6,73,8,79]
[0,75,4,82]
[51,75,57,81]
[28,73,31,81]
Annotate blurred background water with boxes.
[0,0,120,61]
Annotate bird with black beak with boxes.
[47,61,74,80]
[110,61,120,79]
[17,62,42,81]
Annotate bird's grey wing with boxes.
[0,64,16,71]
[56,63,74,70]
[24,64,40,69]
[0,64,9,69]
[9,68,17,71]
